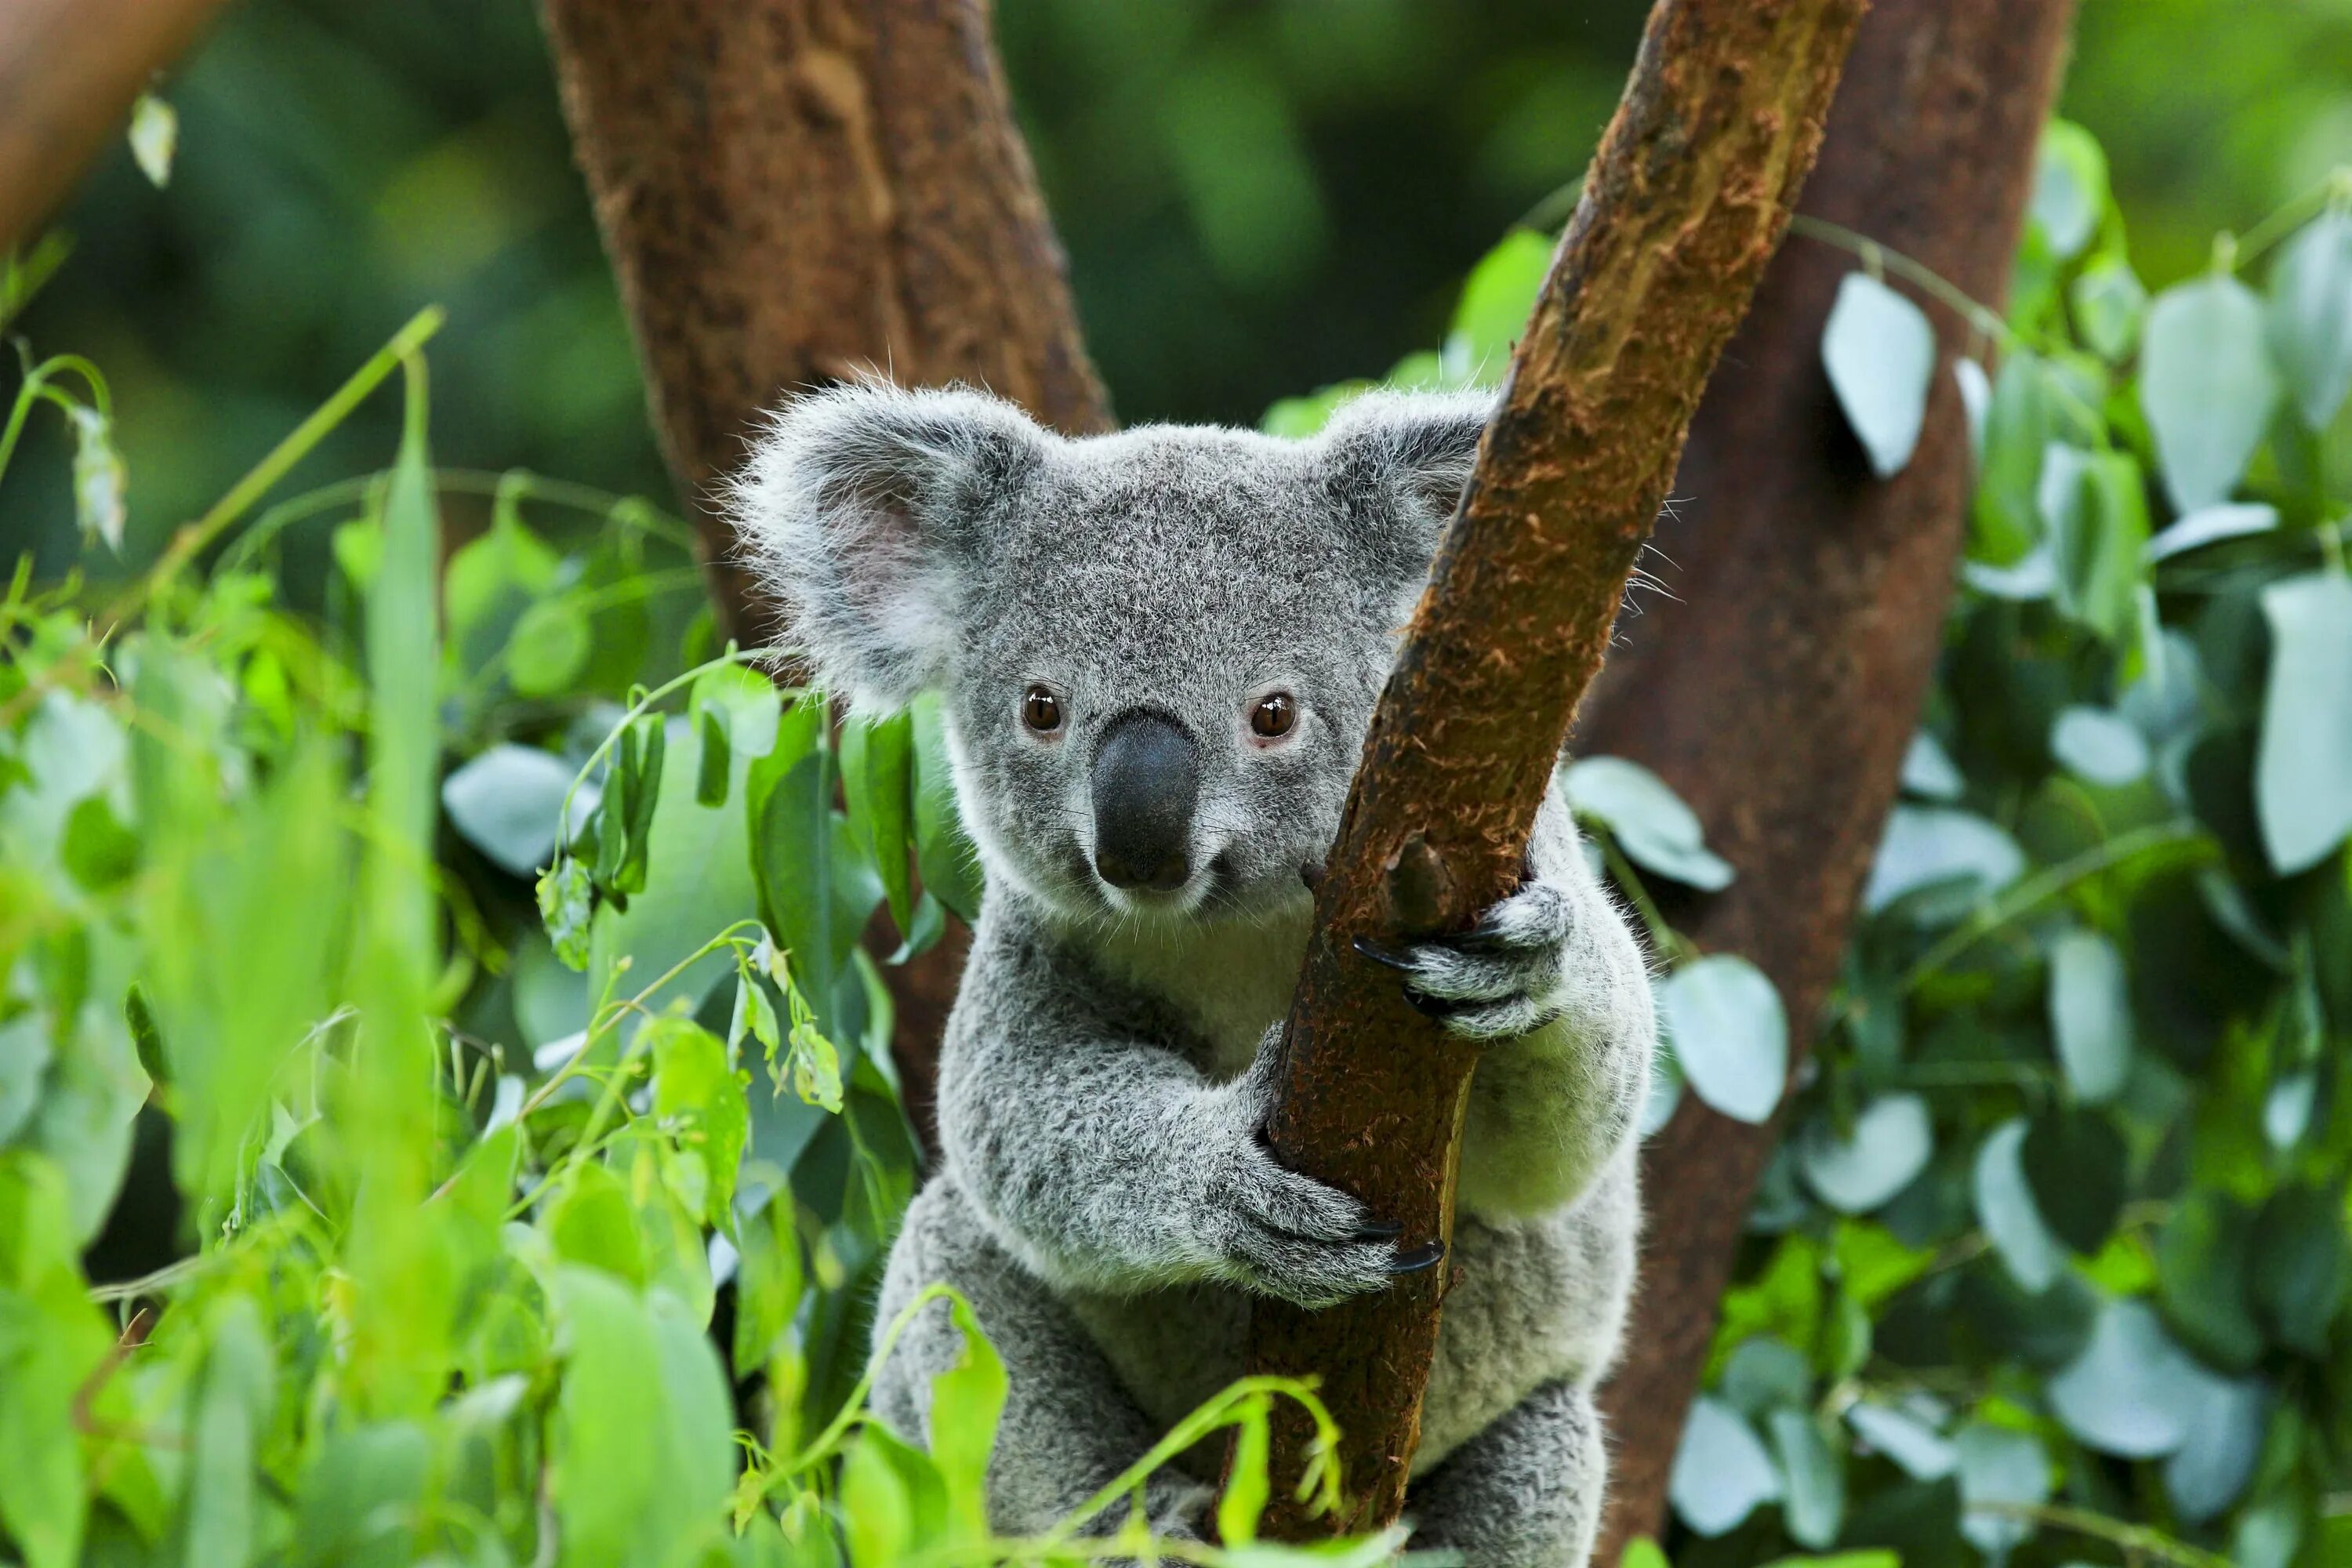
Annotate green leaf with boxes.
[537,857,594,971]
[1971,353,2053,565]
[2031,120,2109,260]
[1655,956,1787,1126]
[2147,501,2278,562]
[2046,1297,2226,1457]
[652,1017,749,1232]
[1795,1094,1933,1214]
[1862,806,2024,919]
[2154,1194,2263,1369]
[1766,1408,1845,1551]
[1900,732,1965,802]
[550,1266,683,1568]
[2249,1183,2350,1356]
[1563,756,1733,891]
[1844,1401,1955,1480]
[2266,209,2352,430]
[590,706,762,1037]
[2254,572,2352,874]
[442,743,573,877]
[58,792,137,892]
[2047,928,2132,1102]
[289,1421,430,1568]
[2049,706,2150,785]
[731,1194,805,1376]
[2162,1375,2269,1523]
[1821,272,1937,479]
[127,93,178,187]
[1718,1337,1811,1418]
[2071,256,2147,361]
[1955,1423,2049,1557]
[0,1155,115,1568]
[1446,228,1553,375]
[2020,1105,2127,1255]
[842,710,918,935]
[909,694,983,924]
[1668,1396,1780,1537]
[927,1294,1009,1539]
[176,1297,276,1568]
[507,596,593,696]
[2139,273,2279,513]
[2040,445,2151,640]
[546,1160,647,1287]
[695,706,732,808]
[67,405,126,554]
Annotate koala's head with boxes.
[731,381,1488,927]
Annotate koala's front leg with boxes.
[937,936,1438,1306]
[1355,790,1654,1220]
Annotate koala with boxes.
[731,381,1655,1568]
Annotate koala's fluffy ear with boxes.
[730,382,1050,710]
[1314,389,1495,592]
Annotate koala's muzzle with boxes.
[1090,710,1198,893]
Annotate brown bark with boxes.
[1242,0,1870,1537]
[1582,2,2076,1557]
[0,0,234,252]
[539,0,1111,1106]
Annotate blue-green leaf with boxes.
[1563,755,1733,891]
[2047,928,2132,1102]
[1656,956,1787,1126]
[2266,209,2352,430]
[1822,273,1937,479]
[2147,502,2278,562]
[1796,1094,1933,1214]
[2050,706,2150,786]
[1862,806,2025,918]
[1766,1407,1846,1550]
[2163,1376,2269,1523]
[2047,1298,2227,1457]
[2140,274,2279,513]
[443,743,574,877]
[1669,1396,1780,1537]
[1956,1424,2049,1556]
[2031,121,2109,260]
[1973,1120,2065,1294]
[2254,572,2352,873]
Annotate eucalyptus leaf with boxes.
[1655,955,1788,1126]
[1795,1094,1933,1214]
[2020,1105,2127,1255]
[1862,806,2025,918]
[2031,121,2109,260]
[2047,928,2132,1102]
[1668,1396,1780,1538]
[2047,1298,2227,1457]
[2049,706,2151,786]
[2071,256,2147,361]
[2146,502,2277,563]
[1900,732,1965,803]
[2139,273,2279,513]
[1822,272,1938,479]
[2163,1375,2270,1523]
[442,743,574,877]
[2253,572,2352,873]
[1563,755,1733,891]
[1974,1120,2066,1295]
[1956,1424,2050,1556]
[1767,1407,1846,1550]
[2266,209,2352,430]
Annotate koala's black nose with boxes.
[1091,710,1198,894]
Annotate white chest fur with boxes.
[1085,902,1312,1080]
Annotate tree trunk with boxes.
[0,0,234,252]
[1241,0,1869,1538]
[1579,2,2076,1557]
[539,0,1112,1116]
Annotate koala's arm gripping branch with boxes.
[1239,0,1871,1538]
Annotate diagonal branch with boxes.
[1240,0,1871,1537]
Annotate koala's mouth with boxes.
[1084,846,1280,924]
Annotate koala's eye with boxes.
[1022,686,1064,734]
[1250,691,1297,740]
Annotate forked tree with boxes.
[532,0,2072,1547]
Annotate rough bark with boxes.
[0,0,234,252]
[1242,0,1870,1537]
[539,0,1110,1112]
[1581,2,2077,1557]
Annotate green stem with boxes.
[103,306,445,630]
[1789,213,2011,345]
[1900,820,2203,992]
[1967,1502,2231,1568]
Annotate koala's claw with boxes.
[1386,1240,1447,1275]
[1352,880,1575,1043]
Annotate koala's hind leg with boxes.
[872,1178,1212,1541]
[1404,1381,1606,1568]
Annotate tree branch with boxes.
[1242,0,1871,1536]
[0,0,234,252]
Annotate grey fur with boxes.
[731,382,1654,1566]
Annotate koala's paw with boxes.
[1356,876,1573,1041]
[1201,1059,1444,1308]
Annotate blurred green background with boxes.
[4,0,2350,575]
